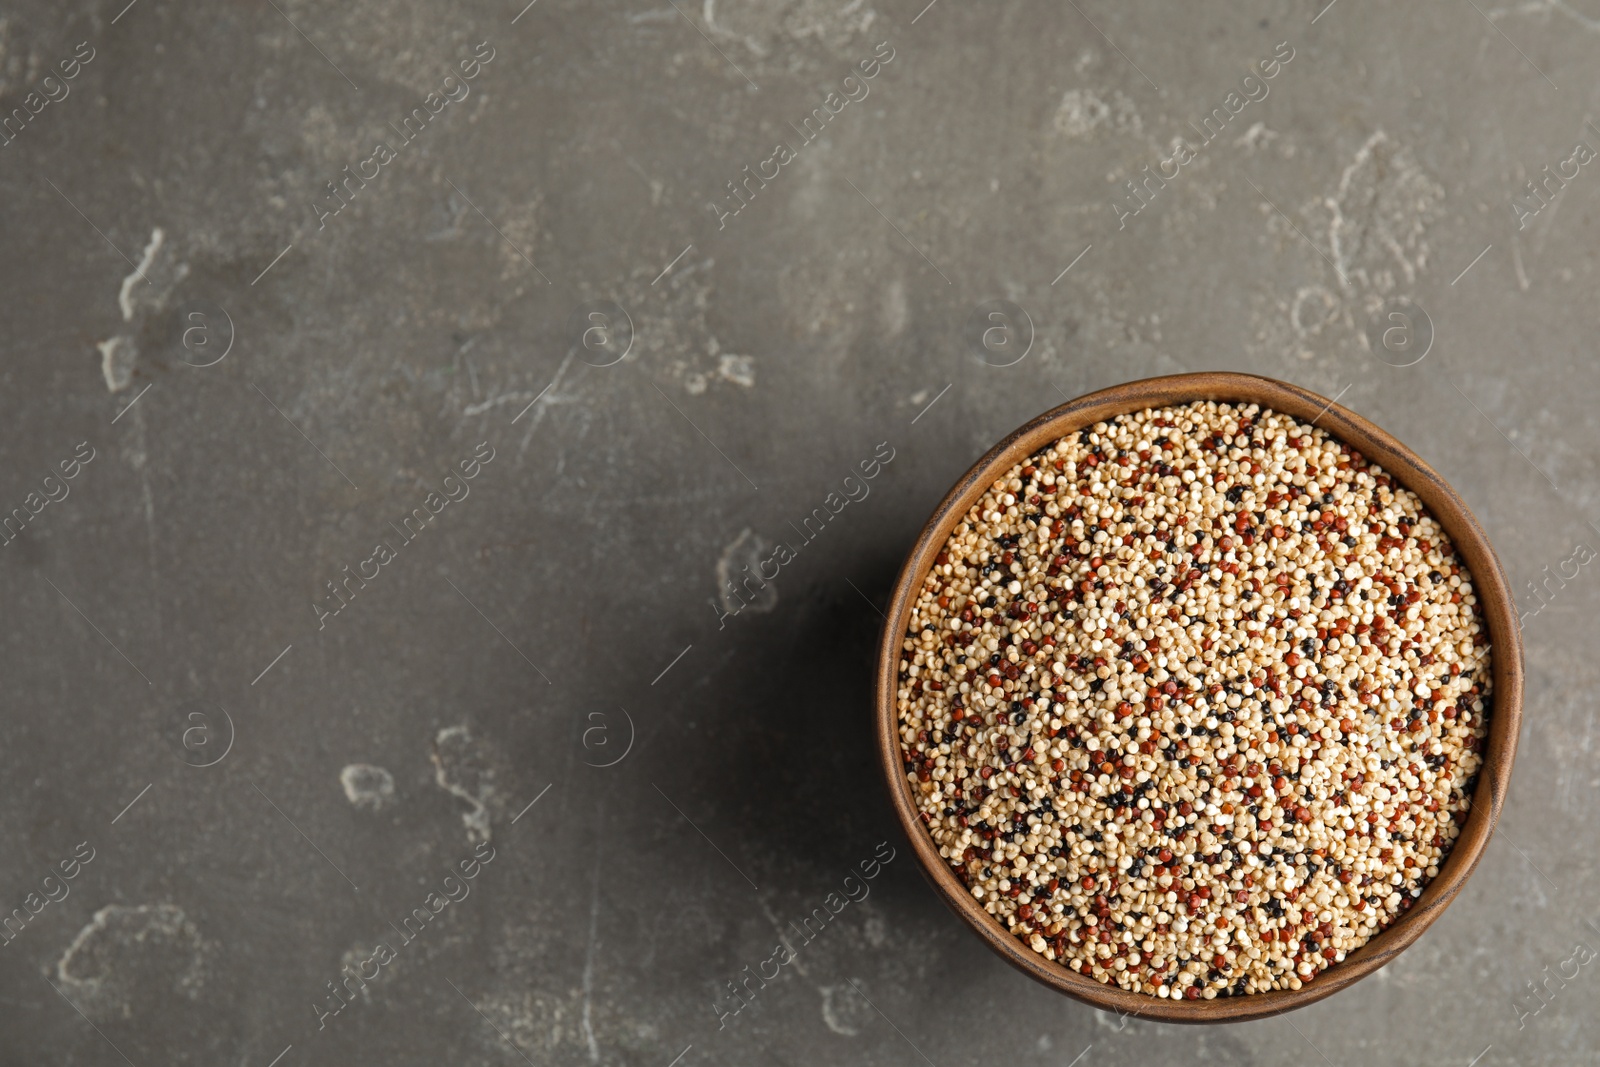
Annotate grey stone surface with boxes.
[1,0,1597,1063]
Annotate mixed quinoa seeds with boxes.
[897,402,1491,999]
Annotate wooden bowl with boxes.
[873,372,1523,1022]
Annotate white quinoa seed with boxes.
[897,402,1490,999]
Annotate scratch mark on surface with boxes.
[129,405,161,637]
[757,896,808,978]
[1487,0,1600,31]
[465,391,537,417]
[1491,121,1534,292]
[512,380,557,424]
[580,800,604,1064]
[1532,115,1594,256]
[519,348,580,459]
[1510,233,1531,290]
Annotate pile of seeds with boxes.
[897,401,1491,998]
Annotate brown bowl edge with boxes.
[873,371,1524,1024]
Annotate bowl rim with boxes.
[873,371,1524,1023]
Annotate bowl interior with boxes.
[874,372,1523,1023]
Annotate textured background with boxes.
[1,0,1596,1064]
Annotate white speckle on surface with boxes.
[819,982,871,1036]
[1233,121,1277,152]
[881,277,908,338]
[717,353,755,387]
[1095,1007,1136,1032]
[338,943,396,998]
[1052,88,1139,139]
[1487,0,1600,31]
[340,764,395,811]
[1054,89,1109,138]
[477,987,582,1058]
[491,198,544,280]
[1290,285,1340,338]
[431,725,497,843]
[115,227,188,324]
[716,527,778,614]
[97,336,136,392]
[463,390,539,417]
[1321,129,1443,295]
[55,904,208,1022]
[119,228,160,321]
[701,0,877,53]
[1252,129,1444,364]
